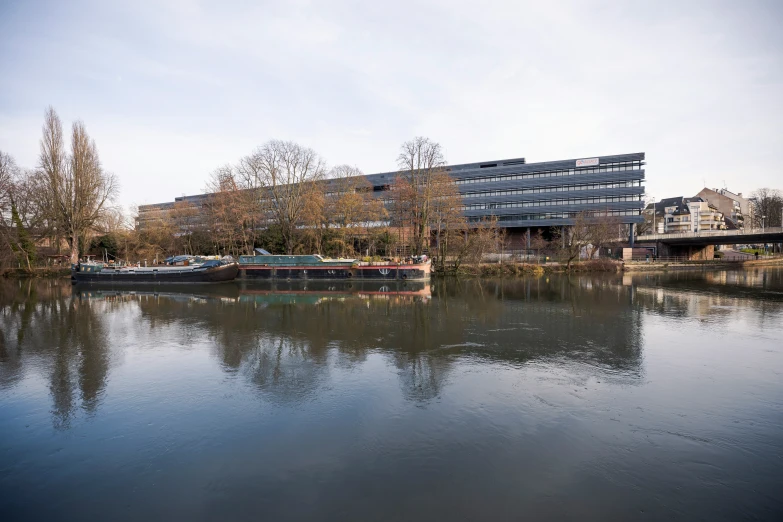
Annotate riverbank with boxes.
[433,259,621,277]
[5,257,782,279]
[623,257,783,272]
[433,257,783,277]
[1,267,71,278]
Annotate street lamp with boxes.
[651,195,656,234]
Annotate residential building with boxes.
[695,187,751,229]
[648,196,686,234]
[660,197,726,234]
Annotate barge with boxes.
[237,251,431,281]
[72,259,239,284]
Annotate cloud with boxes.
[1,0,782,208]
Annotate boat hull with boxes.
[72,263,239,284]
[239,262,430,281]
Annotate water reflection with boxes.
[0,276,643,420]
[624,270,783,334]
[2,270,781,427]
[0,279,110,429]
[2,271,782,521]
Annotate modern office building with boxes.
[137,152,646,247]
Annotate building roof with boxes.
[655,196,685,212]
[658,196,712,216]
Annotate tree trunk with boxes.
[416,222,426,255]
[70,231,79,264]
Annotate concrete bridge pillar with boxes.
[656,241,672,258]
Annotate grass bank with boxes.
[434,259,622,277]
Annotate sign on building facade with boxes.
[576,158,600,167]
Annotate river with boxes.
[1,270,782,521]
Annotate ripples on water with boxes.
[1,270,782,521]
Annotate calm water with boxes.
[1,270,782,521]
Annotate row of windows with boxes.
[382,189,642,207]
[139,204,174,212]
[467,210,641,223]
[455,161,643,185]
[462,180,642,198]
[462,195,642,211]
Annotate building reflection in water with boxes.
[4,270,779,428]
[624,269,783,332]
[0,278,624,424]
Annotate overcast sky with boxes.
[1,0,781,210]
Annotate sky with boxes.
[1,0,782,211]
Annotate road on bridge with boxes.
[720,249,754,261]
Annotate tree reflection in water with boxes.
[0,279,110,429]
[3,270,779,427]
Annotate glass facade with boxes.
[366,152,646,229]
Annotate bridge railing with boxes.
[626,256,690,262]
[627,254,779,263]
[638,227,783,242]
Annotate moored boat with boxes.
[72,259,239,284]
[237,251,431,281]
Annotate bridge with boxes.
[637,227,783,245]
[634,227,783,259]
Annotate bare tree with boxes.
[554,212,592,270]
[750,188,783,228]
[585,213,622,258]
[440,218,501,271]
[235,151,266,194]
[530,230,553,262]
[35,107,118,263]
[462,218,501,266]
[168,200,203,255]
[0,151,18,235]
[325,165,387,257]
[136,214,179,261]
[636,197,656,235]
[551,211,623,268]
[299,184,328,254]
[205,165,244,256]
[428,170,464,270]
[0,154,44,269]
[0,151,24,267]
[0,150,16,203]
[95,206,131,234]
[255,140,327,254]
[395,137,447,255]
[234,150,268,250]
